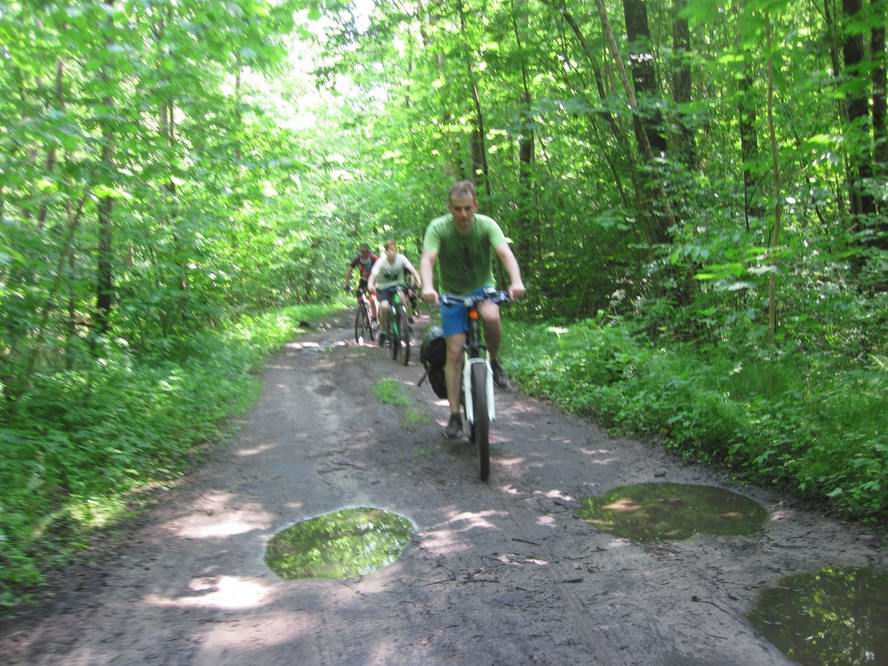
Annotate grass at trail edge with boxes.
[0,303,341,609]
[502,318,887,520]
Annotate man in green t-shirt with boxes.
[420,180,526,439]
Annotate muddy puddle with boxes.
[747,566,888,665]
[265,507,413,580]
[577,482,766,541]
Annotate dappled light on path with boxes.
[146,576,274,610]
[163,492,273,539]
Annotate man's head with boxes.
[448,180,478,235]
[384,239,398,262]
[358,243,371,258]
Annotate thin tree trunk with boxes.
[456,0,491,196]
[511,0,535,265]
[95,0,116,336]
[594,0,676,243]
[37,60,65,230]
[623,0,668,156]
[871,0,887,179]
[765,19,784,345]
[735,1,763,227]
[842,0,875,223]
[671,0,695,168]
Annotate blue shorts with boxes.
[440,286,495,337]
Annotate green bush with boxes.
[0,303,340,608]
[505,318,888,519]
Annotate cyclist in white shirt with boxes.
[368,239,422,347]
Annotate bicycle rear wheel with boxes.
[471,362,490,481]
[397,309,411,366]
[354,305,368,343]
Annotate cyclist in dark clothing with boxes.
[345,243,379,321]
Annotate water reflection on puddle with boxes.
[265,507,413,580]
[748,567,888,665]
[577,482,766,541]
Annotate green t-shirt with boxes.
[422,213,507,295]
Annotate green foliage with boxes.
[505,317,888,519]
[0,302,340,608]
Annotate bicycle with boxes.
[440,289,508,481]
[352,287,377,344]
[384,289,411,366]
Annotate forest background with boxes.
[1,0,885,608]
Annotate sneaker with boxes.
[443,413,463,439]
[491,361,509,389]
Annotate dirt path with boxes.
[2,312,885,665]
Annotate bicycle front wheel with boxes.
[397,309,411,366]
[389,313,399,360]
[471,362,490,481]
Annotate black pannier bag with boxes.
[420,326,448,399]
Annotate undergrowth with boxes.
[504,318,887,520]
[0,303,340,609]
[374,377,429,429]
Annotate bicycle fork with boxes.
[462,354,496,425]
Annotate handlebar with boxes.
[439,289,509,307]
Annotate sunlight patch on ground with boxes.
[197,610,316,657]
[237,442,277,456]
[284,341,321,351]
[163,492,273,538]
[536,489,575,502]
[496,456,525,468]
[536,515,557,527]
[146,576,273,610]
[417,528,472,555]
[445,510,508,531]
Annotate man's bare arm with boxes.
[420,250,439,304]
[495,243,526,300]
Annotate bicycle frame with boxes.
[441,290,507,425]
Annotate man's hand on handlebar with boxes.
[422,289,439,306]
[508,282,526,301]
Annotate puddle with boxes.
[577,482,766,541]
[748,566,888,665]
[265,507,413,580]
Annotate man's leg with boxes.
[378,300,391,345]
[478,300,502,360]
[478,301,508,388]
[443,333,465,438]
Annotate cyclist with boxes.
[344,243,379,322]
[368,240,422,347]
[420,180,526,439]
[404,270,421,322]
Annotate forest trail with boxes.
[1,312,884,665]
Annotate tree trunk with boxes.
[872,0,887,178]
[671,0,695,168]
[596,0,675,242]
[734,1,763,226]
[764,18,784,345]
[95,0,116,336]
[623,0,668,156]
[842,0,875,222]
[37,60,65,230]
[511,0,535,266]
[456,0,491,196]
